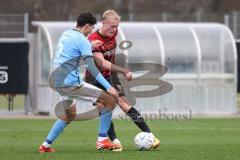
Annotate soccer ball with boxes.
[134,132,155,150]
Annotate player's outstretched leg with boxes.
[38,99,75,153]
[38,119,70,153]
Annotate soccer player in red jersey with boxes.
[86,10,160,151]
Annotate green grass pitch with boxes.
[0,118,240,160]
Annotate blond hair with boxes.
[102,10,121,21]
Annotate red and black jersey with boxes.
[86,30,118,79]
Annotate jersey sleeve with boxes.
[78,39,93,57]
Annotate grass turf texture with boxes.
[0,95,24,110]
[0,118,240,160]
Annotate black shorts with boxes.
[85,74,125,97]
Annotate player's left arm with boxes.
[93,52,132,81]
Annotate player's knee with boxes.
[56,99,76,122]
[105,96,116,110]
[103,95,116,110]
[97,92,116,110]
[108,98,116,110]
[95,101,105,110]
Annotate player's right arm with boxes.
[83,56,118,98]
[79,39,118,98]
[93,52,132,81]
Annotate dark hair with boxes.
[77,12,96,27]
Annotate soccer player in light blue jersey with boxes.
[38,12,121,153]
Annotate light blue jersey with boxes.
[53,29,92,87]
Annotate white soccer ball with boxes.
[134,132,155,150]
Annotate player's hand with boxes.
[107,87,119,100]
[123,71,133,81]
[91,40,103,49]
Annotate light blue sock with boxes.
[99,109,112,137]
[45,119,69,144]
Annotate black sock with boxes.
[108,121,117,141]
[127,107,151,133]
